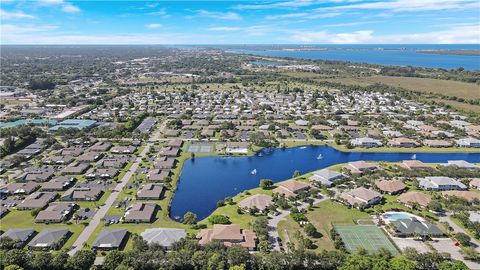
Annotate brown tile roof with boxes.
[238,194,273,211]
[375,180,407,193]
[442,191,480,202]
[397,191,432,207]
[197,224,256,249]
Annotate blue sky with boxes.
[1,0,479,44]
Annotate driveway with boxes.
[430,238,480,270]
[439,212,480,251]
[268,196,326,251]
[68,123,165,255]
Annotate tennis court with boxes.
[334,225,399,255]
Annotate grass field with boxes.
[334,224,399,255]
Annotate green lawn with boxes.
[331,144,480,153]
[1,209,86,250]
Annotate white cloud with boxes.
[37,0,81,13]
[61,3,81,13]
[148,8,167,16]
[196,10,242,20]
[145,23,162,29]
[317,0,480,13]
[1,24,58,34]
[266,11,341,20]
[234,0,315,10]
[208,27,241,31]
[0,9,35,19]
[288,24,480,43]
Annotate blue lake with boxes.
[230,44,480,70]
[170,145,480,220]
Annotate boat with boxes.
[411,154,417,159]
[258,152,263,157]
[299,146,307,149]
[251,169,257,175]
[317,154,323,160]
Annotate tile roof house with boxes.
[92,228,128,250]
[61,162,91,175]
[442,191,480,202]
[141,228,186,249]
[123,202,157,223]
[440,160,479,169]
[272,180,311,198]
[309,169,345,187]
[387,138,419,148]
[401,160,432,170]
[197,224,257,250]
[40,176,74,191]
[470,178,480,190]
[147,169,170,182]
[345,161,379,174]
[111,145,137,154]
[0,228,35,248]
[1,181,39,195]
[375,179,407,195]
[19,169,55,182]
[238,194,273,212]
[423,139,453,148]
[17,192,57,210]
[60,187,103,201]
[418,177,467,191]
[136,183,164,200]
[35,203,75,223]
[339,187,383,208]
[77,151,103,162]
[397,191,432,208]
[154,156,176,169]
[90,141,112,152]
[28,228,70,250]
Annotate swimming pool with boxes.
[382,213,412,221]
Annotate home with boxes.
[137,183,164,200]
[111,145,137,154]
[345,161,379,174]
[225,142,249,154]
[90,141,112,152]
[309,169,345,187]
[35,203,75,223]
[159,146,180,157]
[60,187,103,201]
[375,179,407,195]
[18,169,55,182]
[147,169,170,182]
[43,155,74,165]
[92,228,128,250]
[167,139,184,148]
[77,151,103,162]
[154,156,176,169]
[123,202,157,223]
[397,191,432,208]
[238,194,273,213]
[470,178,480,190]
[272,180,311,198]
[61,162,90,175]
[441,191,480,202]
[387,138,419,148]
[41,176,75,191]
[0,228,35,248]
[390,218,443,238]
[418,176,467,191]
[400,160,432,170]
[1,181,39,195]
[339,187,383,208]
[350,137,383,148]
[423,139,453,148]
[440,160,479,169]
[28,228,70,250]
[17,192,57,210]
[141,228,187,250]
[455,137,480,148]
[197,224,257,251]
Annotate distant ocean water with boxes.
[228,44,480,70]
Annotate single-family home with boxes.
[197,224,257,251]
[272,180,311,198]
[92,228,128,250]
[141,228,187,250]
[309,169,345,187]
[339,187,383,208]
[238,194,273,212]
[418,176,467,191]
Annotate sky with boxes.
[1,0,480,44]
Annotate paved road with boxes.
[68,123,165,255]
[439,213,480,251]
[268,196,326,251]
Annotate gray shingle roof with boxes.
[92,228,128,249]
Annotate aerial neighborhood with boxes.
[0,46,479,270]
